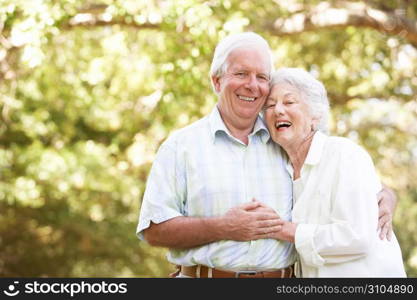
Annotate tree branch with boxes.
[265,1,417,48]
[63,2,417,48]
[61,13,160,30]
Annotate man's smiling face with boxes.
[213,47,271,126]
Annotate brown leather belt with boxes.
[180,265,294,278]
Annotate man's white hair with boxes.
[270,68,330,133]
[210,32,274,92]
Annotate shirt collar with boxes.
[208,105,270,144]
[304,131,328,166]
[284,131,328,179]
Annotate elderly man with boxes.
[137,32,395,278]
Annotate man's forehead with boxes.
[227,52,271,73]
[229,63,269,73]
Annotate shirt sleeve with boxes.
[295,142,381,267]
[136,138,186,240]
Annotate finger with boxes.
[250,206,279,216]
[255,212,281,221]
[387,228,392,241]
[378,218,392,240]
[378,214,390,231]
[376,189,385,203]
[254,225,283,238]
[379,224,389,240]
[239,201,261,211]
[378,211,391,227]
[256,201,270,208]
[378,209,390,227]
[378,187,397,209]
[257,219,284,228]
[249,200,272,211]
[251,198,271,208]
[257,204,281,217]
[378,205,389,217]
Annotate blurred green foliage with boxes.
[0,0,416,277]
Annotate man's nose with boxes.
[244,74,258,90]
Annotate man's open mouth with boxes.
[238,95,256,102]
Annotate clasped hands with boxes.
[221,199,296,243]
[221,194,394,243]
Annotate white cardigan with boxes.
[288,131,406,277]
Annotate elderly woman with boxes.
[264,68,406,277]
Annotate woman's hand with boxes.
[377,185,397,241]
[270,220,297,243]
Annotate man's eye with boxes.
[258,75,269,82]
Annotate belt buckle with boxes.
[235,270,257,278]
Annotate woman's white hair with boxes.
[271,68,330,133]
[210,32,274,92]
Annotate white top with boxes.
[137,106,295,271]
[288,131,406,277]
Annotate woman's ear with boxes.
[311,116,321,131]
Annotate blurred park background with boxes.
[0,0,416,277]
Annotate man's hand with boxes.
[143,200,285,248]
[221,200,282,241]
[377,185,397,241]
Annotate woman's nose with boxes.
[274,102,285,115]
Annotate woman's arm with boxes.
[274,143,381,267]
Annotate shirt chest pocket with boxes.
[186,160,239,216]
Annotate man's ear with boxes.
[211,75,221,93]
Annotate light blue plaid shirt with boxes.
[137,106,295,270]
